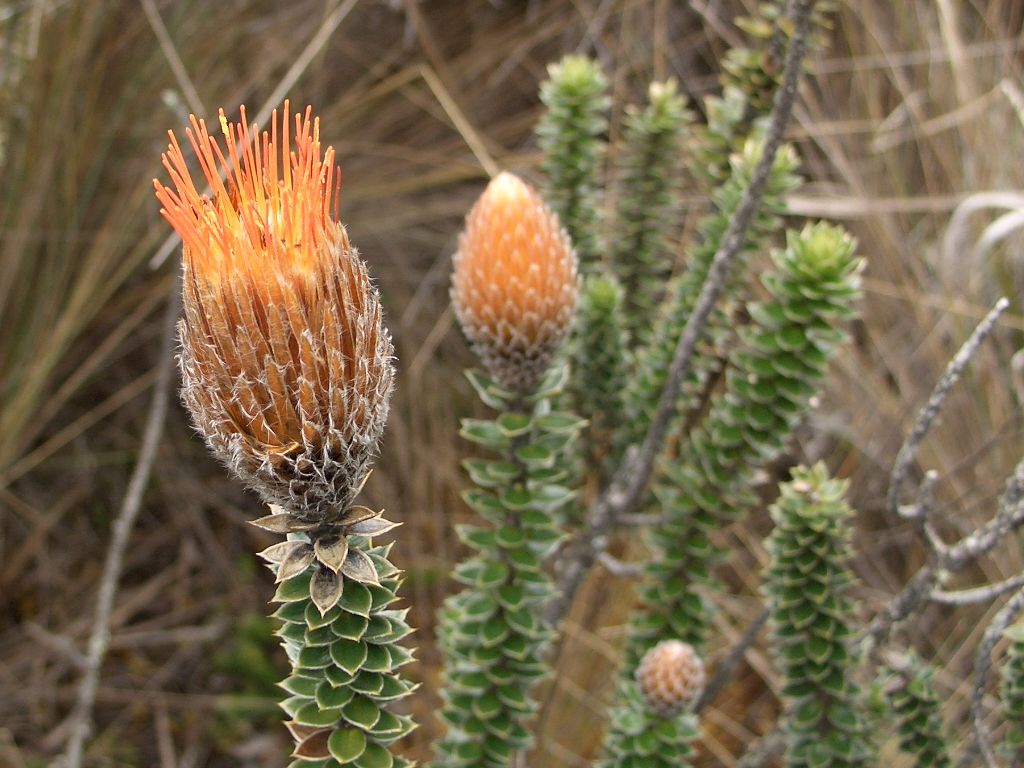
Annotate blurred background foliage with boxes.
[0,1,1022,766]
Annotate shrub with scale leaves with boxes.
[1001,624,1024,763]
[621,221,861,665]
[572,275,629,483]
[626,138,802,451]
[434,367,582,766]
[599,641,703,768]
[440,170,582,766]
[536,54,608,273]
[765,464,873,768]
[610,80,690,337]
[269,533,416,768]
[885,652,950,768]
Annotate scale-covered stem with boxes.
[765,464,873,767]
[627,138,801,450]
[268,532,416,768]
[536,55,609,273]
[435,368,581,767]
[622,222,861,669]
[611,80,690,337]
[572,275,630,485]
[886,653,950,768]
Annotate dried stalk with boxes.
[963,586,1024,768]
[57,277,180,768]
[887,298,1009,517]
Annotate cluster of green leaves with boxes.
[624,222,862,663]
[272,539,416,768]
[886,654,950,768]
[1001,625,1024,762]
[610,79,691,336]
[435,367,582,767]
[597,679,697,768]
[765,464,873,767]
[572,275,630,483]
[691,1,832,190]
[536,55,609,270]
[626,138,802,450]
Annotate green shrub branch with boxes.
[434,367,582,766]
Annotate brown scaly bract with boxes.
[451,172,578,392]
[154,103,395,526]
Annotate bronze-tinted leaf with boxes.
[276,543,315,583]
[311,566,345,615]
[284,721,325,742]
[348,517,402,538]
[337,505,380,527]
[249,512,317,533]
[315,536,349,573]
[257,540,298,564]
[340,548,380,586]
[292,728,331,759]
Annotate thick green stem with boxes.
[435,368,581,767]
[536,55,609,273]
[625,222,861,666]
[271,536,416,768]
[765,464,873,767]
[886,653,951,768]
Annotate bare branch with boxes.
[933,575,1024,606]
[967,586,1024,767]
[57,277,180,768]
[865,455,1024,660]
[546,0,818,626]
[695,607,770,713]
[597,552,645,578]
[887,298,1009,517]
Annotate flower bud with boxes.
[451,172,578,392]
[154,103,394,522]
[636,640,706,716]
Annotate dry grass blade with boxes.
[58,279,179,768]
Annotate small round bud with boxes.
[451,172,578,392]
[636,640,706,716]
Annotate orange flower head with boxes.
[154,103,394,522]
[451,172,578,392]
[635,640,706,717]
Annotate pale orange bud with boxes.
[451,172,578,392]
[636,640,706,716]
[154,103,394,522]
